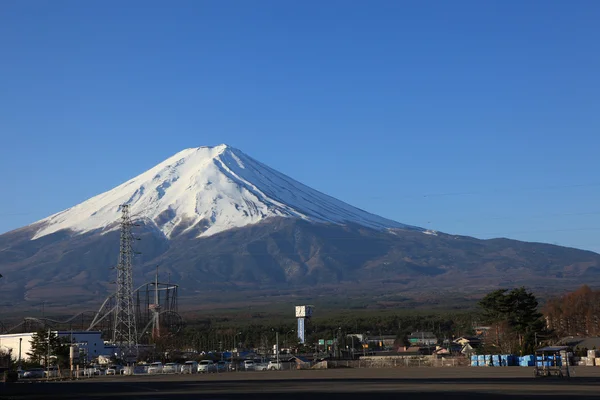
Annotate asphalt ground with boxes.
[3,367,600,400]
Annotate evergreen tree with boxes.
[479,287,545,354]
[505,287,544,353]
[26,330,71,367]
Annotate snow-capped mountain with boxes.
[2,144,600,309]
[33,144,421,240]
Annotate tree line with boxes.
[544,285,600,337]
[175,310,478,356]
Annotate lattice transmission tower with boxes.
[113,204,138,360]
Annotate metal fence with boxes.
[325,356,469,369]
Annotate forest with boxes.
[176,309,478,355]
[544,285,600,337]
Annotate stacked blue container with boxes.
[500,354,513,366]
[492,355,501,366]
[478,354,485,366]
[470,355,478,367]
[546,356,562,366]
[519,355,535,366]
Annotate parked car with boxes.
[147,362,164,374]
[23,368,45,379]
[163,363,180,374]
[243,360,255,371]
[216,360,232,372]
[44,366,60,378]
[181,361,198,374]
[254,362,269,371]
[106,365,123,375]
[198,360,216,373]
[268,360,284,370]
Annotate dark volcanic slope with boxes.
[1,217,599,308]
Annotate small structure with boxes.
[287,355,311,369]
[0,331,109,363]
[407,332,437,346]
[534,346,570,378]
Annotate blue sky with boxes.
[1,0,599,253]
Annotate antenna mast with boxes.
[113,204,138,360]
[149,266,161,341]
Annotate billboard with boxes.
[295,305,314,318]
[297,318,305,344]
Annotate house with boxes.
[557,336,600,351]
[407,332,438,346]
[396,346,423,356]
[365,335,397,349]
[454,336,482,347]
[286,355,311,369]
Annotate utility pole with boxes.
[149,266,161,341]
[46,329,51,380]
[113,204,138,362]
[276,331,279,366]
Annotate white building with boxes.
[0,331,110,362]
[0,333,32,362]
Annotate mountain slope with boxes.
[1,218,600,310]
[32,144,421,240]
[1,145,600,310]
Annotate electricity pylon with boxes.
[113,204,138,361]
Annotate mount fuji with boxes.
[1,145,600,310]
[32,144,421,241]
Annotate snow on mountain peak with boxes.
[32,145,421,240]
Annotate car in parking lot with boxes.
[216,360,232,372]
[23,368,45,379]
[147,362,163,374]
[163,363,180,374]
[181,361,198,374]
[106,365,124,375]
[198,360,216,373]
[242,360,255,370]
[44,366,60,378]
[268,360,284,370]
[254,361,269,371]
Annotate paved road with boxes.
[3,367,600,399]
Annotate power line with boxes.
[364,181,600,200]
[0,213,31,216]
[419,210,600,226]
[468,227,600,237]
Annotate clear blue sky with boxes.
[1,0,599,253]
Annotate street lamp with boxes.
[285,330,295,353]
[337,327,341,359]
[271,329,279,367]
[234,332,242,352]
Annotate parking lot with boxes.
[5,367,600,399]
